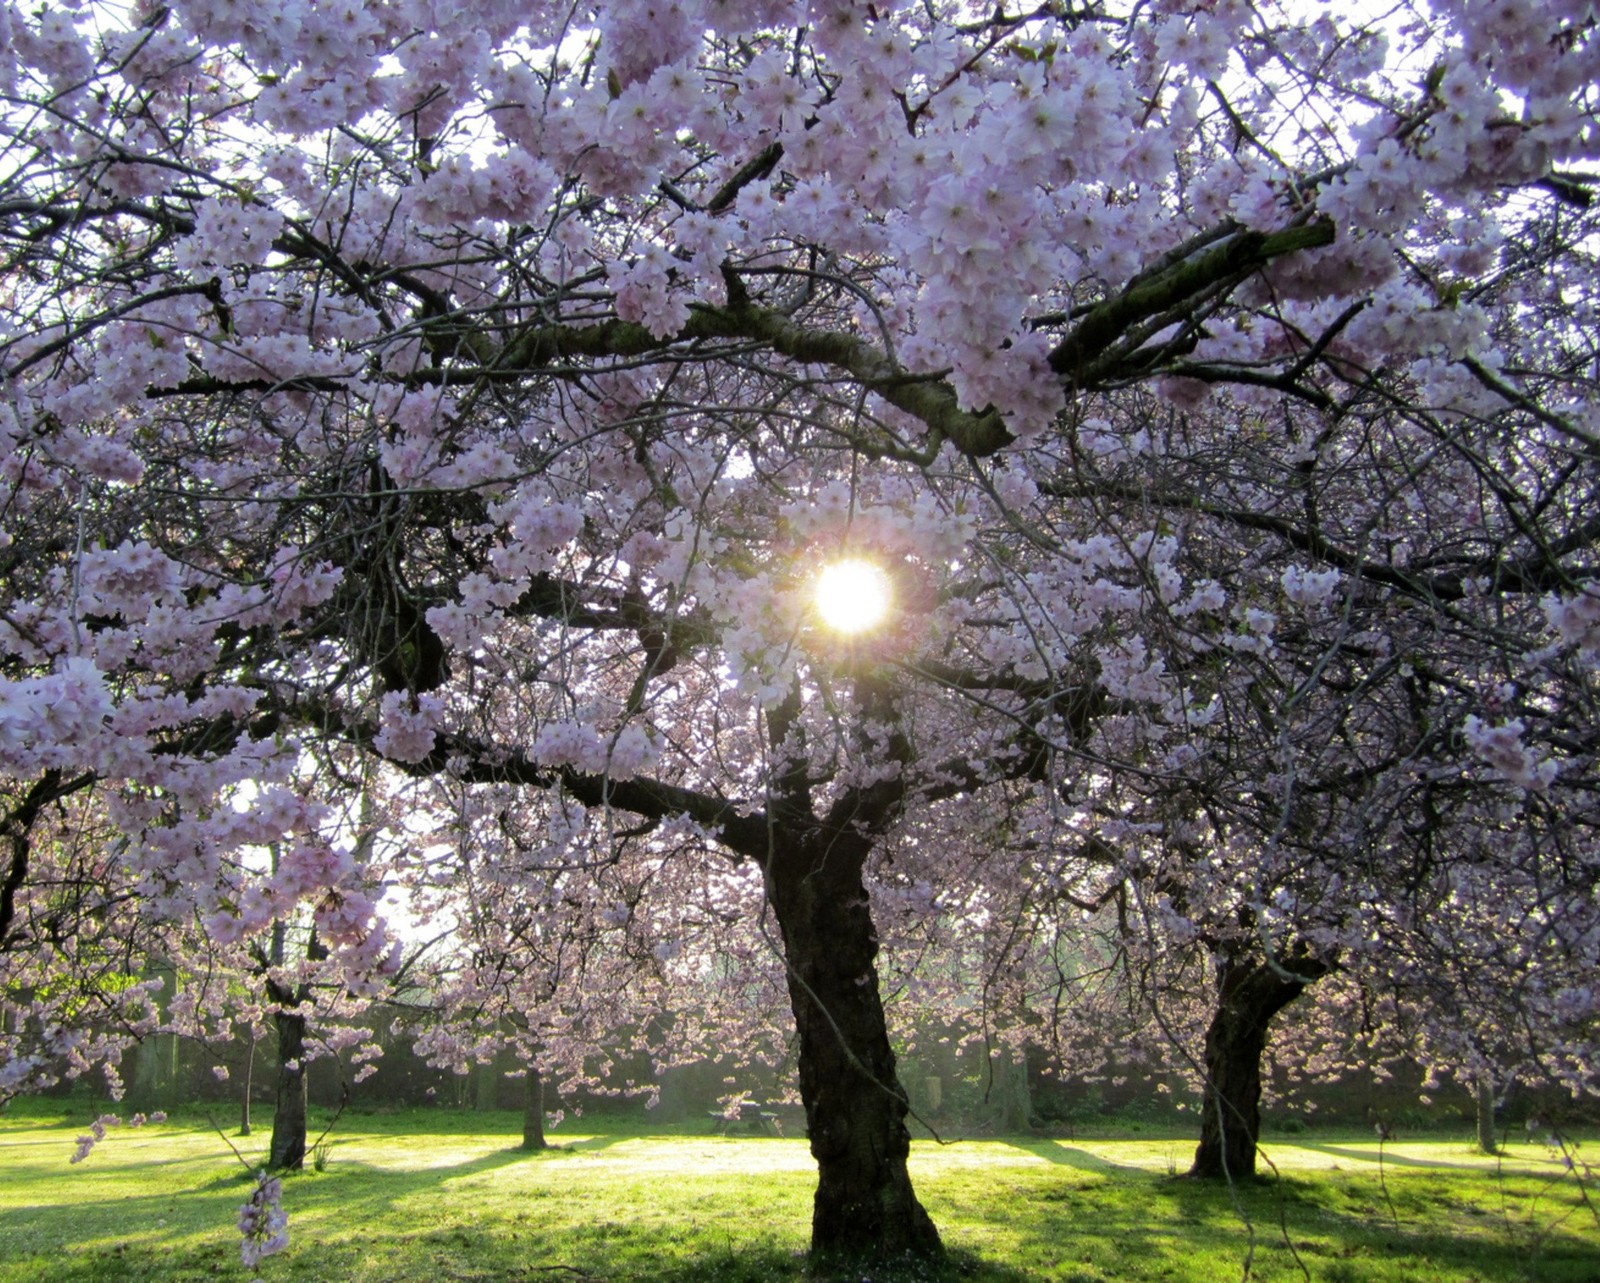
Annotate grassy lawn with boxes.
[1,1102,1596,1282]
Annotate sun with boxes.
[814,558,893,635]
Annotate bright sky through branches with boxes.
[814,560,893,635]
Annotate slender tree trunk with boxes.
[1475,1076,1499,1155]
[522,1062,548,1151]
[1191,952,1329,1181]
[265,908,312,1172]
[268,1000,309,1171]
[131,965,173,1109]
[764,830,942,1263]
[131,1029,162,1107]
[475,1056,497,1111]
[239,1035,255,1136]
[994,1049,1031,1133]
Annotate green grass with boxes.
[1,1102,1597,1282]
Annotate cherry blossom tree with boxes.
[3,0,1599,1265]
[395,777,792,1151]
[938,361,1600,1181]
[953,395,1600,1181]
[0,776,159,1101]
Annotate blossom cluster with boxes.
[1281,566,1344,609]
[374,693,445,765]
[1543,585,1600,660]
[68,1111,164,1165]
[238,1171,289,1269]
[1461,715,1559,792]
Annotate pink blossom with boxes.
[68,1113,120,1164]
[238,1171,289,1268]
[1462,715,1559,791]
[1543,585,1600,657]
[374,693,443,765]
[1281,566,1343,608]
[173,198,284,270]
[267,548,343,616]
[606,724,660,780]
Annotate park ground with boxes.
[1,1102,1597,1282]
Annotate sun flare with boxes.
[814,559,893,635]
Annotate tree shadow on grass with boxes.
[552,1132,631,1155]
[631,1244,1035,1283]
[183,1138,580,1192]
[12,1127,1593,1283]
[0,1135,606,1261]
[1001,1138,1151,1176]
[1290,1141,1494,1171]
[993,1164,1600,1283]
[0,1133,1047,1283]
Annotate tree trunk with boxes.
[268,1001,309,1171]
[993,1049,1031,1133]
[522,1062,548,1151]
[1190,952,1328,1181]
[131,966,172,1109]
[131,1030,163,1108]
[1475,1076,1498,1155]
[475,1055,498,1111]
[264,899,323,1172]
[239,1035,255,1136]
[764,830,942,1263]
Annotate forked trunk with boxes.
[268,1002,309,1171]
[522,1061,548,1151]
[765,831,942,1263]
[1191,952,1328,1181]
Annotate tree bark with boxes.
[239,1034,255,1136]
[522,1061,548,1151]
[1475,1076,1499,1155]
[131,1029,163,1107]
[475,1055,498,1111]
[263,898,324,1171]
[268,1000,309,1171]
[1190,952,1329,1181]
[993,1049,1032,1133]
[764,829,942,1263]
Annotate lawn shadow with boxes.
[1291,1142,1487,1171]
[3,1138,1036,1283]
[311,1138,578,1183]
[2,1131,580,1230]
[9,1121,1595,1283]
[616,1244,1038,1283]
[1002,1139,1152,1176]
[550,1132,630,1155]
[994,1159,1600,1283]
[187,1138,571,1191]
[0,1129,662,1283]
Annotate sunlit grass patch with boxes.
[1,1103,1595,1282]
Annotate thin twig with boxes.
[201,1108,259,1174]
